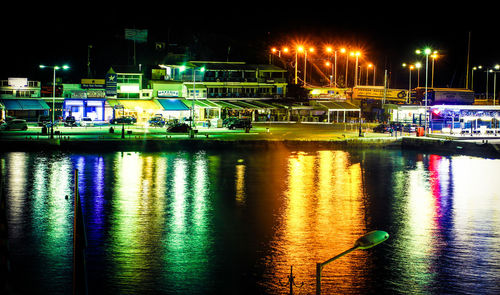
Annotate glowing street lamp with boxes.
[326,47,338,87]
[304,47,314,86]
[430,51,438,88]
[350,51,361,87]
[416,48,432,134]
[39,64,70,139]
[181,65,205,137]
[403,63,415,104]
[315,230,389,295]
[295,46,304,85]
[471,65,482,91]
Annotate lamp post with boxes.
[182,65,205,138]
[39,64,70,139]
[326,47,338,87]
[403,63,414,104]
[304,47,314,86]
[431,51,438,88]
[351,51,360,87]
[471,66,482,91]
[416,48,432,134]
[295,46,304,85]
[493,64,499,105]
[315,230,389,295]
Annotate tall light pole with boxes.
[296,46,304,85]
[493,64,499,105]
[403,63,414,104]
[316,230,389,295]
[416,48,432,134]
[182,64,205,137]
[39,64,70,139]
[471,66,482,91]
[351,51,360,87]
[304,47,314,86]
[431,51,438,88]
[326,47,338,87]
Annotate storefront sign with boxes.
[158,90,179,97]
[8,78,28,88]
[105,73,117,97]
[81,79,105,89]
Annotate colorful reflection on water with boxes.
[1,149,500,294]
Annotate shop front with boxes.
[63,99,106,121]
[106,99,164,125]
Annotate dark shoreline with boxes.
[1,137,499,158]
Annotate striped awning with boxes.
[0,99,50,110]
[156,99,190,111]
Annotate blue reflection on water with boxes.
[2,149,500,295]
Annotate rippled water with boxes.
[1,148,500,294]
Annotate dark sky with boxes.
[1,2,497,89]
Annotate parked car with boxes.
[64,116,77,127]
[403,123,418,133]
[373,124,390,133]
[1,119,28,131]
[148,116,165,127]
[222,117,238,127]
[167,123,191,133]
[37,115,50,126]
[226,118,252,130]
[80,117,94,127]
[110,116,137,124]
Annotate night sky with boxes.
[1,2,497,90]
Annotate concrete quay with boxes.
[1,123,499,158]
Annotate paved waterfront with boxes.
[0,122,391,141]
[1,122,500,157]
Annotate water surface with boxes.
[2,148,499,294]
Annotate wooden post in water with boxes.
[73,169,88,295]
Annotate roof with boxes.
[316,101,360,111]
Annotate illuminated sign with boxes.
[158,90,179,97]
[81,79,105,89]
[353,87,407,100]
[8,78,28,88]
[119,85,140,93]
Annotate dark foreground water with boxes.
[1,148,500,294]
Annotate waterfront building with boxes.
[0,78,49,121]
[149,61,290,123]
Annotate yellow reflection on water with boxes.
[270,150,367,293]
[235,163,246,205]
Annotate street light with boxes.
[181,64,205,138]
[471,65,482,91]
[326,47,338,87]
[39,64,70,139]
[430,51,438,88]
[315,230,389,295]
[403,63,415,104]
[304,47,314,86]
[350,51,361,87]
[416,48,432,134]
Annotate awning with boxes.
[0,99,50,110]
[209,100,244,109]
[156,99,190,111]
[181,99,221,109]
[107,99,163,112]
[318,101,360,111]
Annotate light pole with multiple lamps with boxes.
[39,64,70,139]
[315,230,389,295]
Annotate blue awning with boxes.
[0,99,50,110]
[156,99,190,111]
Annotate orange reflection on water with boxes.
[268,150,367,294]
